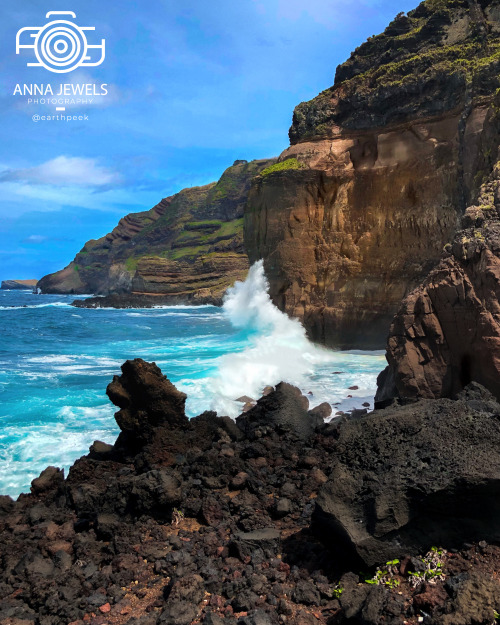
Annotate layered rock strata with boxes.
[245,0,500,348]
[38,159,274,305]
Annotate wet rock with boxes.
[237,383,317,442]
[308,403,332,421]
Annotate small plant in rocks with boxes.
[408,547,446,588]
[365,559,401,588]
[172,508,185,526]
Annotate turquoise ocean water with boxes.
[0,263,386,498]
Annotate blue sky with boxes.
[0,0,418,280]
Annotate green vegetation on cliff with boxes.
[290,0,500,141]
[38,159,275,298]
[260,158,305,177]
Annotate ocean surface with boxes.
[0,262,386,498]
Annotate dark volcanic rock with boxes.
[4,359,500,624]
[107,359,188,448]
[236,383,322,441]
[313,384,500,567]
[376,162,500,406]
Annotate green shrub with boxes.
[260,158,305,177]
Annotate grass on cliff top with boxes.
[260,158,305,177]
[175,218,243,246]
[125,257,139,273]
[336,38,500,96]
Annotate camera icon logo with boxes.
[16,11,105,73]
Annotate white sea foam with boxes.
[178,261,383,417]
[0,302,73,311]
[0,404,117,498]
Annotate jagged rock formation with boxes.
[3,361,500,624]
[314,383,500,568]
[376,158,500,405]
[1,280,37,290]
[38,159,275,305]
[245,0,500,348]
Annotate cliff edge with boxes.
[38,159,275,306]
[245,0,500,348]
[376,151,500,405]
[1,280,37,290]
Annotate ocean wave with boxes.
[175,261,378,417]
[0,404,117,497]
[0,302,73,311]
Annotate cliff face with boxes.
[1,280,37,290]
[38,159,275,304]
[376,155,500,405]
[245,0,500,348]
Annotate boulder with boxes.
[236,383,320,441]
[30,467,64,495]
[106,359,188,447]
[313,385,500,567]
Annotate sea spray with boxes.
[180,261,336,417]
[0,284,384,496]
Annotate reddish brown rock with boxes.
[376,164,500,405]
[245,2,500,349]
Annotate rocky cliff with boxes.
[376,153,500,405]
[245,0,500,348]
[38,159,275,306]
[1,280,37,290]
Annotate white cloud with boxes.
[0,180,165,218]
[23,235,47,244]
[0,156,122,188]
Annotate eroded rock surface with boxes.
[245,0,500,348]
[314,383,500,568]
[377,161,500,405]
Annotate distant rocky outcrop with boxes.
[245,0,500,348]
[37,159,275,305]
[1,279,37,290]
[376,158,500,406]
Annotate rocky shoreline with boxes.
[2,359,500,625]
[1,280,38,291]
[71,293,223,310]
